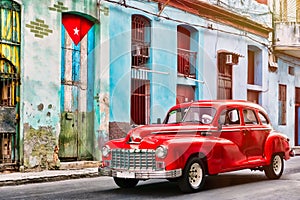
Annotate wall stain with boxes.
[23,124,56,170]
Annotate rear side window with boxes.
[219,109,240,125]
[243,109,258,125]
[258,112,269,125]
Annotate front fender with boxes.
[162,138,217,171]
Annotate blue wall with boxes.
[107,1,206,124]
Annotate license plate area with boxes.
[116,171,135,178]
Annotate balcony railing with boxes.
[177,48,197,78]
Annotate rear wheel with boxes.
[178,157,206,193]
[264,154,284,179]
[113,177,139,188]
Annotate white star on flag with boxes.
[74,27,79,35]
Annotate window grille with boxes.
[131,15,150,68]
[177,48,196,78]
[131,15,151,125]
[0,0,20,166]
[0,58,18,106]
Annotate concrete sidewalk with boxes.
[0,161,100,187]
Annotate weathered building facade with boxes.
[1,0,291,170]
[0,0,103,170]
[269,0,300,147]
[104,0,273,140]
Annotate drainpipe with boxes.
[271,0,276,53]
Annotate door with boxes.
[241,109,269,160]
[217,53,232,99]
[218,108,247,169]
[131,79,150,125]
[59,14,94,161]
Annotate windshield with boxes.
[164,107,188,124]
[183,107,216,124]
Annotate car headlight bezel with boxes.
[102,145,111,157]
[156,145,168,158]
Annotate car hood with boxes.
[125,123,216,145]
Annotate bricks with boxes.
[25,19,53,39]
[48,1,68,13]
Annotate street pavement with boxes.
[0,151,299,187]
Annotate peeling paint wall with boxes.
[23,124,56,169]
[208,0,272,26]
[19,0,100,168]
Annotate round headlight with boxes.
[156,146,168,158]
[102,145,110,157]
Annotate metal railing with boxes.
[177,48,197,78]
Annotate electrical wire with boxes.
[103,0,271,47]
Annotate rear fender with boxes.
[264,135,288,164]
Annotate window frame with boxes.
[219,108,241,126]
[242,109,259,125]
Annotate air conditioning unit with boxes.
[132,44,149,58]
[226,54,233,64]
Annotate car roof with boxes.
[179,100,266,112]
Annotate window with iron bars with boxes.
[0,64,18,107]
[131,15,150,68]
[131,15,151,125]
[0,0,20,107]
[177,26,197,78]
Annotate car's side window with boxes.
[243,109,258,125]
[258,112,269,125]
[219,109,240,125]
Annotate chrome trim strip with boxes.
[99,167,182,179]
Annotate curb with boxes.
[0,169,99,187]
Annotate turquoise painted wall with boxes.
[109,6,132,123]
[107,1,207,124]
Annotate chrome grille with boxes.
[111,149,156,170]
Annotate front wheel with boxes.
[178,157,206,193]
[113,177,139,188]
[264,154,284,179]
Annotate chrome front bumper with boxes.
[99,167,182,179]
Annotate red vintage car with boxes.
[99,100,294,193]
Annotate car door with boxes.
[218,108,247,168]
[241,108,270,160]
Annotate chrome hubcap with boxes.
[273,155,282,175]
[189,163,202,188]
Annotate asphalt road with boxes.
[1,156,300,200]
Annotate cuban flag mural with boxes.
[60,13,95,160]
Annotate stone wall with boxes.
[23,124,56,170]
[109,122,131,140]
